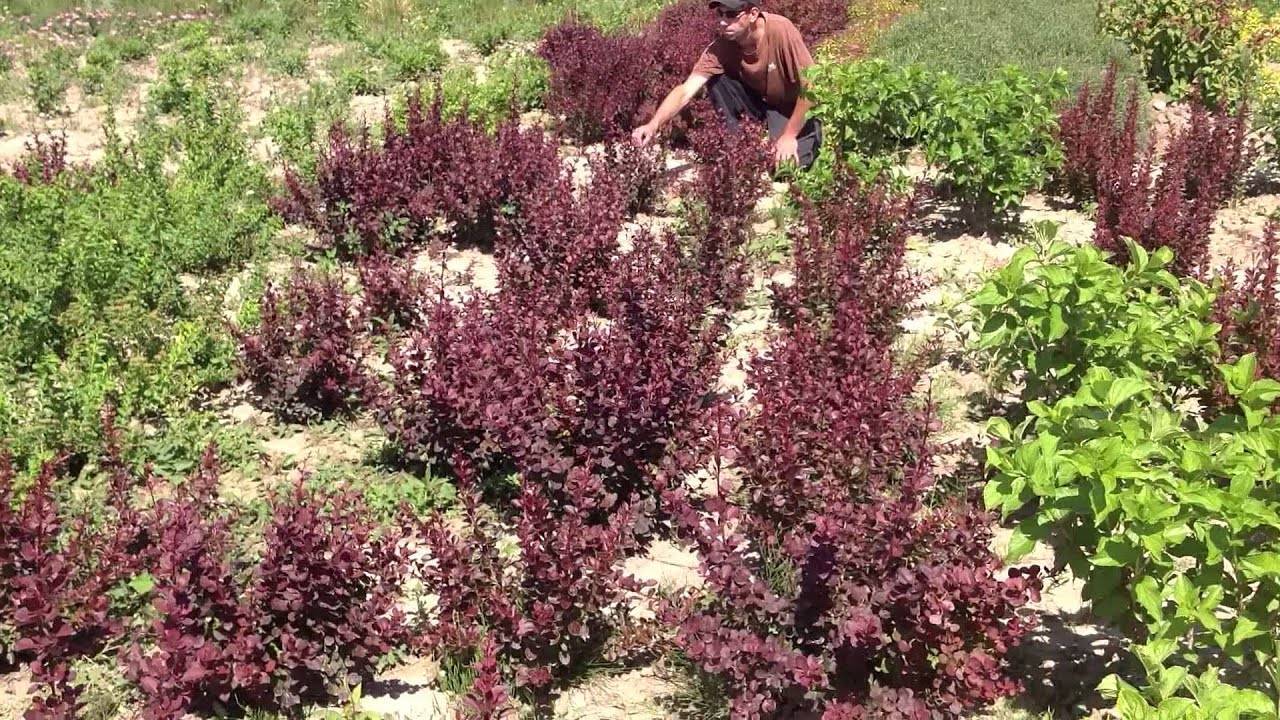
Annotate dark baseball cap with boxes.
[708,0,760,10]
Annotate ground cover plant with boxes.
[873,0,1141,88]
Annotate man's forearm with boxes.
[780,96,812,139]
[647,85,692,130]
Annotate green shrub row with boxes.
[806,59,1067,214]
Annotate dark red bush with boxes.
[1214,220,1280,383]
[358,250,431,330]
[601,141,667,216]
[537,23,655,143]
[1093,100,1250,276]
[231,481,409,711]
[275,95,565,261]
[456,636,512,720]
[681,111,772,307]
[123,448,243,720]
[1,415,149,719]
[127,469,409,716]
[416,471,643,717]
[737,182,924,534]
[377,230,725,512]
[237,265,370,422]
[1055,63,1138,202]
[661,473,1041,719]
[763,0,852,45]
[773,170,920,338]
[492,150,629,318]
[274,94,509,255]
[11,133,70,185]
[653,170,1039,718]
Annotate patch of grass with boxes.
[872,0,1141,89]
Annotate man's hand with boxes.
[632,123,657,147]
[773,134,799,166]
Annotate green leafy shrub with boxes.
[366,33,445,82]
[0,95,275,467]
[969,225,1219,404]
[807,60,1066,213]
[262,82,352,176]
[976,220,1280,719]
[1099,0,1256,107]
[426,51,549,130]
[985,359,1280,718]
[328,49,386,95]
[265,45,308,78]
[149,23,233,114]
[27,47,73,115]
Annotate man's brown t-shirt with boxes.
[691,12,813,115]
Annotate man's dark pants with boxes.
[705,74,823,169]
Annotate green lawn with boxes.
[872,0,1141,89]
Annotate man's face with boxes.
[714,5,756,41]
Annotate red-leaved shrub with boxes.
[1055,63,1139,202]
[11,133,70,186]
[763,0,852,45]
[275,94,560,256]
[127,468,409,716]
[739,177,923,533]
[654,173,1040,719]
[537,23,656,143]
[456,636,512,720]
[681,111,772,307]
[1093,99,1250,276]
[492,150,629,319]
[660,475,1042,719]
[230,481,409,711]
[416,469,643,718]
[377,229,724,512]
[1,416,149,719]
[123,448,243,720]
[237,265,370,422]
[358,250,431,330]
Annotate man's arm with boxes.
[773,95,812,164]
[632,73,710,145]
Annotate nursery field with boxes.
[0,0,1279,719]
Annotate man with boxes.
[631,0,822,169]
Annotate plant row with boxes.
[970,229,1280,717]
[3,89,1049,719]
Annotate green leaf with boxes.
[1106,377,1149,408]
[1134,576,1164,620]
[1046,303,1068,341]
[1239,552,1280,580]
[1005,525,1037,563]
[128,572,155,595]
[1092,537,1139,567]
